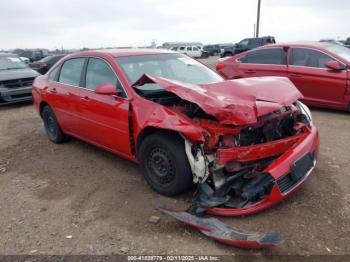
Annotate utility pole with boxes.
[256,0,261,37]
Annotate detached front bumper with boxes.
[207,125,319,216]
[0,86,32,105]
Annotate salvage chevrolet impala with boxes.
[32,49,319,216]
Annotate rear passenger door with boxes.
[237,48,287,78]
[288,48,347,107]
[77,57,131,155]
[49,57,87,134]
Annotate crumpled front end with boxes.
[187,104,319,216]
[133,75,319,216]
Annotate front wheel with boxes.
[138,132,193,196]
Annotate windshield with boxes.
[325,45,350,63]
[0,55,27,70]
[116,54,223,88]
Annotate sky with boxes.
[0,0,349,50]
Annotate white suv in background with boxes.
[171,46,202,58]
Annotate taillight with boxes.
[39,62,47,68]
[215,63,225,71]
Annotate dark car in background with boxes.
[345,37,350,48]
[221,36,276,57]
[203,45,221,56]
[30,55,66,74]
[0,53,39,105]
[19,49,49,62]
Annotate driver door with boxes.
[77,57,131,155]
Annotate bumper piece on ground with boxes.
[158,206,283,249]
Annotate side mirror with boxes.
[325,60,346,71]
[95,83,120,95]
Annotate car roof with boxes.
[263,41,336,49]
[71,48,176,58]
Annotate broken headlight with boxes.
[296,101,312,125]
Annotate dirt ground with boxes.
[0,56,349,256]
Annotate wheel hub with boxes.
[147,148,174,185]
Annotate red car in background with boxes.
[32,49,319,216]
[216,42,350,111]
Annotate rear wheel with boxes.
[42,106,67,143]
[138,132,193,196]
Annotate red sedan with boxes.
[216,42,350,111]
[32,49,319,216]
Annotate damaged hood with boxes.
[133,75,303,125]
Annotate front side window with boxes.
[193,47,199,51]
[58,58,86,86]
[290,48,335,68]
[241,48,285,65]
[85,58,126,97]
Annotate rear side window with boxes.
[242,48,285,65]
[58,58,86,86]
[187,47,192,51]
[248,38,261,47]
[290,48,335,68]
[85,58,126,97]
[238,39,249,48]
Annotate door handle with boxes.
[48,87,57,93]
[80,96,90,102]
[290,73,302,77]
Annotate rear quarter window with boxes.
[48,65,60,80]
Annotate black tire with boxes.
[42,105,67,143]
[138,132,193,196]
